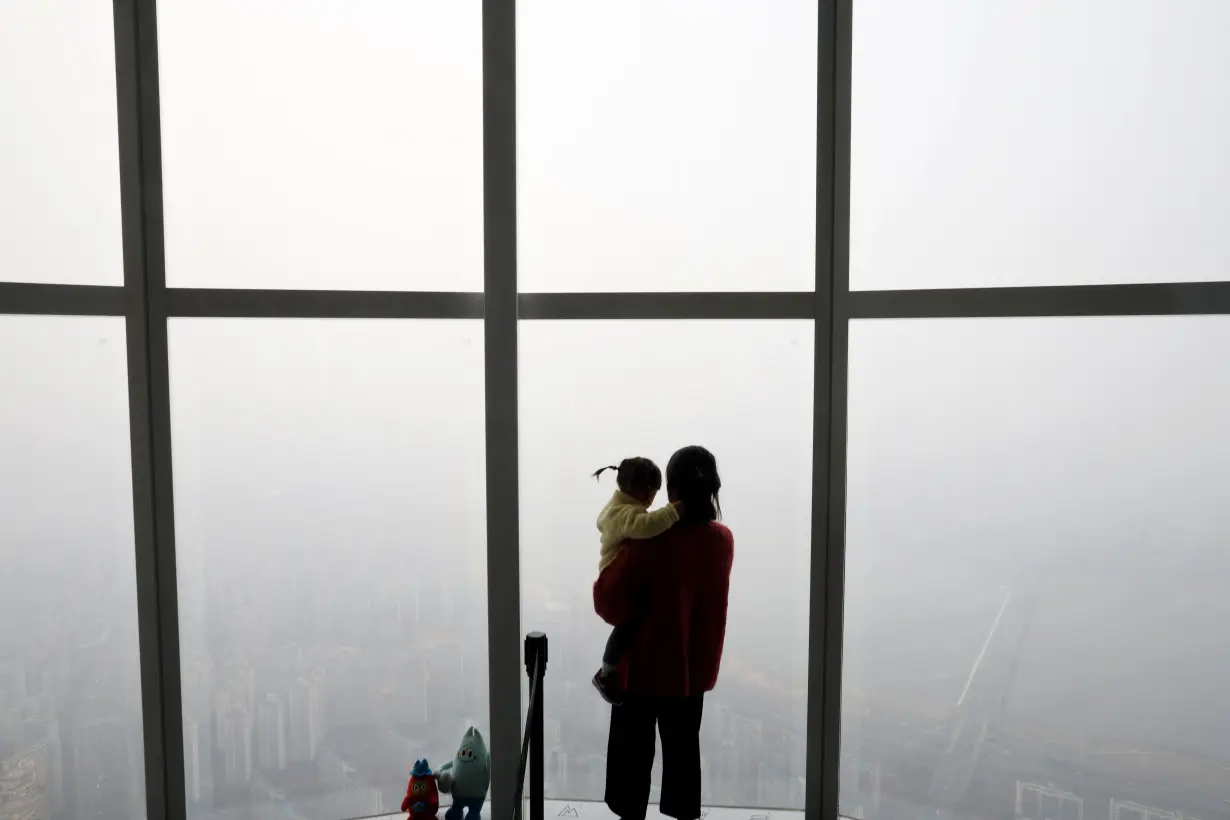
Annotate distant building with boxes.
[219,707,253,785]
[256,695,287,772]
[1016,782,1083,820]
[839,757,881,820]
[288,675,323,763]
[1110,799,1202,820]
[548,749,568,794]
[182,718,201,802]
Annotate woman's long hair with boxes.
[666,445,721,523]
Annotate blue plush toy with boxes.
[436,727,490,820]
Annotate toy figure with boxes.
[436,727,491,820]
[402,758,440,820]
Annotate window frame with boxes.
[1,1,1228,819]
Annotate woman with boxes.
[593,445,734,820]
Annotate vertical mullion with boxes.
[115,0,186,818]
[807,1,852,820]
[483,0,522,818]
[824,0,854,814]
[826,1,854,818]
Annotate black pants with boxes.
[605,692,704,820]
[603,600,644,667]
[602,621,632,666]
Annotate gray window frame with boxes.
[3,1,1229,819]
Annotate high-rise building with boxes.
[218,662,256,720]
[256,695,287,772]
[548,749,568,794]
[1017,782,1083,820]
[183,717,201,803]
[288,676,322,764]
[1110,800,1203,820]
[180,653,214,804]
[219,707,253,785]
[545,717,561,747]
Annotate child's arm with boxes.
[607,501,680,540]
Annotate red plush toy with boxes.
[401,758,440,820]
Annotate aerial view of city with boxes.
[6,317,1230,820]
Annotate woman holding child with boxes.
[592,445,734,820]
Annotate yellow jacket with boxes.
[596,490,680,572]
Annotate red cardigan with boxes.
[593,521,734,698]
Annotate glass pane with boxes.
[520,320,812,809]
[157,1,483,291]
[851,2,1230,290]
[169,319,487,819]
[518,2,817,293]
[842,316,1230,820]
[0,4,123,285]
[0,317,146,819]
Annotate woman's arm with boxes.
[593,540,650,625]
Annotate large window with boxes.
[850,0,1230,290]
[0,317,146,820]
[517,0,818,292]
[841,317,1230,820]
[6,2,1230,820]
[157,0,484,290]
[168,320,488,819]
[0,3,123,285]
[519,321,813,809]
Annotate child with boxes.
[590,457,681,704]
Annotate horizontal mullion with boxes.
[0,282,126,316]
[518,291,816,320]
[850,281,1230,320]
[166,288,484,319]
[19,282,1228,321]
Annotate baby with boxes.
[590,457,681,704]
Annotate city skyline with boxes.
[6,314,1230,820]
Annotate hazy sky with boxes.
[6,1,1230,292]
[0,318,134,589]
[1,1,124,286]
[851,0,1230,289]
